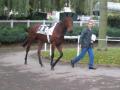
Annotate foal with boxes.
[23,16,73,70]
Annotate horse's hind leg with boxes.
[22,38,28,47]
[24,42,31,65]
[50,44,55,66]
[51,45,63,70]
[38,42,44,67]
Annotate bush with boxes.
[66,26,120,37]
[0,25,27,44]
[60,12,77,21]
[108,15,120,28]
[65,26,99,36]
[65,26,83,36]
[0,25,120,44]
[107,27,120,37]
[0,15,8,20]
[6,12,47,20]
[31,12,47,20]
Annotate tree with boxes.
[25,0,30,16]
[70,0,97,15]
[0,0,5,15]
[70,0,85,14]
[98,0,107,50]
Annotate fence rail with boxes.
[0,20,53,28]
[0,20,99,28]
[49,36,120,56]
[64,36,120,56]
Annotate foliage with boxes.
[0,0,4,16]
[107,27,120,37]
[0,0,98,19]
[0,25,120,44]
[0,25,27,44]
[41,47,120,66]
[0,0,65,18]
[108,15,120,28]
[66,26,120,37]
[30,12,47,20]
[60,12,77,21]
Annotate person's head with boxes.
[87,20,94,30]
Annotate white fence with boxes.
[45,36,120,56]
[0,20,120,56]
[0,20,99,28]
[0,20,53,28]
[65,36,120,56]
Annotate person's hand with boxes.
[91,40,93,43]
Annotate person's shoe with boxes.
[89,67,96,70]
[70,60,74,68]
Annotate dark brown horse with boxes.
[22,16,73,70]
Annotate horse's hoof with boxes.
[50,63,53,67]
[41,64,44,67]
[24,63,27,65]
[51,67,54,71]
[24,61,27,65]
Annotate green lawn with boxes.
[41,47,120,66]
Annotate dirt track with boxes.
[0,46,120,90]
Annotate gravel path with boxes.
[0,47,120,90]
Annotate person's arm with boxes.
[79,30,86,44]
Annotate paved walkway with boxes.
[0,47,120,90]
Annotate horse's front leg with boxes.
[24,42,32,65]
[50,44,55,66]
[38,42,44,67]
[51,45,63,70]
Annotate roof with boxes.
[93,2,120,11]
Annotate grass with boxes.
[41,47,120,66]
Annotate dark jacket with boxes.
[80,28,93,48]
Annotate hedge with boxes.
[0,25,27,44]
[66,26,120,37]
[0,25,120,44]
[108,15,120,28]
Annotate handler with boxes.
[71,20,96,70]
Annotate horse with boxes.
[22,16,73,70]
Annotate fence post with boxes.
[77,35,80,56]
[11,20,13,28]
[106,36,108,48]
[43,20,46,25]
[80,21,83,26]
[49,44,52,56]
[27,20,30,27]
[44,43,47,51]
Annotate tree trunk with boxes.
[0,0,4,15]
[25,0,29,16]
[90,0,94,15]
[7,0,11,11]
[98,0,107,51]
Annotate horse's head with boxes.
[63,16,73,33]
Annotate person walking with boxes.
[71,20,96,70]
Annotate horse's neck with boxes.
[56,22,66,34]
